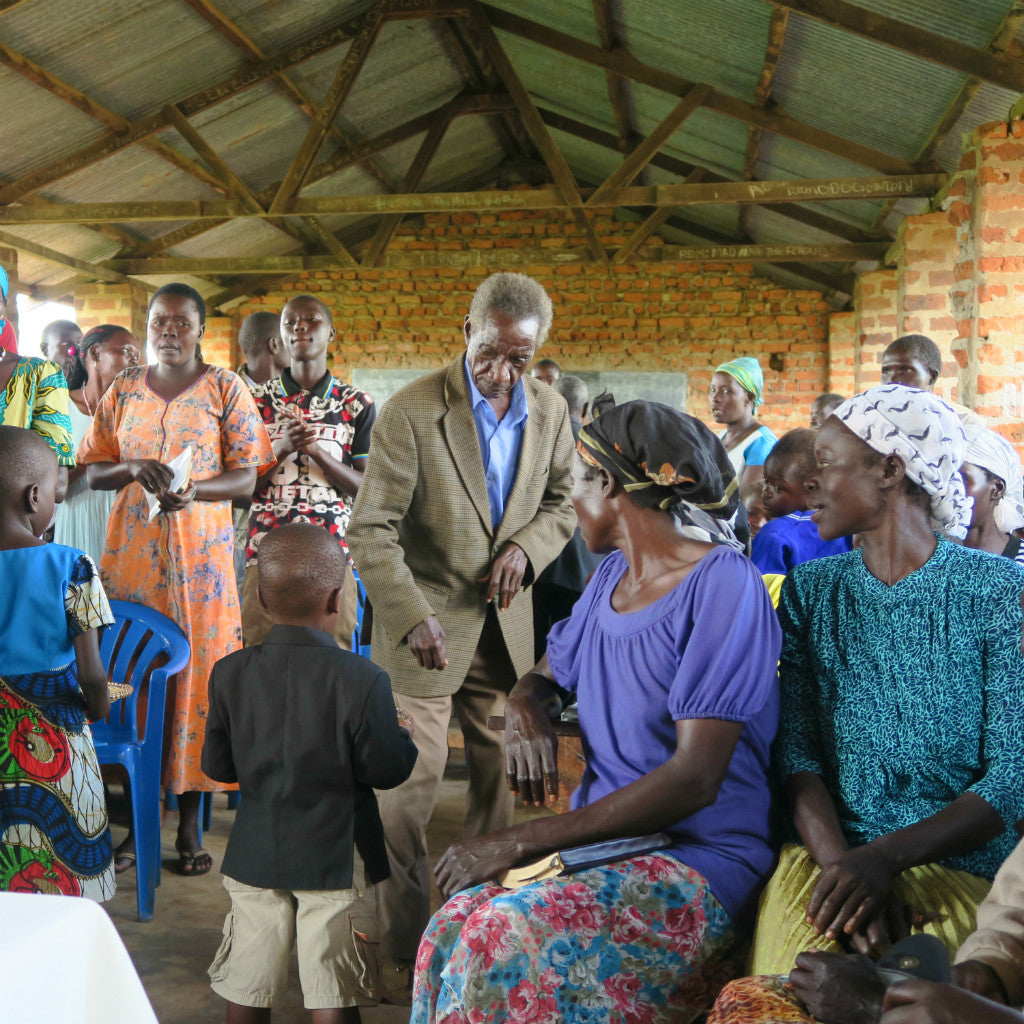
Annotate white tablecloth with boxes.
[0,892,157,1023]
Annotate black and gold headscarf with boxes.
[577,400,741,550]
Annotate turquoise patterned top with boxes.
[776,538,1024,881]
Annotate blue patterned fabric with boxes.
[776,539,1024,881]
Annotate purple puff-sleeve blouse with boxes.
[546,545,781,924]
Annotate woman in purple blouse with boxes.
[410,401,782,1024]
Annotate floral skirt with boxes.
[411,854,741,1024]
[0,672,114,901]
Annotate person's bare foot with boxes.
[114,834,136,874]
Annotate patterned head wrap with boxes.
[577,400,742,550]
[0,264,8,301]
[833,384,970,540]
[963,424,1024,534]
[715,357,764,409]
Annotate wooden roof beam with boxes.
[433,18,536,165]
[128,92,513,260]
[0,173,945,227]
[539,107,891,242]
[0,229,131,284]
[740,6,789,238]
[587,84,711,207]
[105,241,886,276]
[270,1,388,214]
[613,169,706,262]
[767,0,1024,93]
[469,1,607,263]
[591,0,643,167]
[362,113,450,267]
[481,4,919,175]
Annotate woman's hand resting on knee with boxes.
[434,831,523,900]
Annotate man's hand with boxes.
[274,411,317,460]
[478,542,528,611]
[951,961,1009,1004]
[504,690,559,807]
[789,951,886,1024]
[881,980,1024,1023]
[406,615,448,671]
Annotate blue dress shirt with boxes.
[464,358,528,527]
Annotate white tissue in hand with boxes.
[146,445,193,522]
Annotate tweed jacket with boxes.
[348,356,576,699]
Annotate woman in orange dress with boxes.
[78,283,274,875]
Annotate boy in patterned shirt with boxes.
[242,294,375,649]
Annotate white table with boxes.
[0,891,158,1023]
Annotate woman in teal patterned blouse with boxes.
[749,384,1024,979]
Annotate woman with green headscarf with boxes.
[709,357,777,493]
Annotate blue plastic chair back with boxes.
[351,565,371,658]
[91,600,190,921]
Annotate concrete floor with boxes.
[103,758,549,1024]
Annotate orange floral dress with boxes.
[77,366,274,793]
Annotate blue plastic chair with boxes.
[351,566,371,658]
[92,600,190,921]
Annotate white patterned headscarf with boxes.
[832,384,970,540]
[963,424,1024,534]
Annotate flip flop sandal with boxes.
[114,851,136,875]
[176,849,213,876]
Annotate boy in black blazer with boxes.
[203,522,417,1023]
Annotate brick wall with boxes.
[832,118,1024,451]
[234,209,833,435]
[74,282,148,340]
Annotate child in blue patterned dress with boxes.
[0,425,115,899]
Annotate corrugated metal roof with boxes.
[770,14,967,162]
[847,0,1013,47]
[623,0,773,104]
[0,0,1018,305]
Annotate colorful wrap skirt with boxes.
[0,671,114,901]
[411,853,742,1024]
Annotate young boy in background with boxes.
[203,522,417,1024]
[751,428,852,575]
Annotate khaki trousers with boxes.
[376,608,517,960]
[241,562,359,651]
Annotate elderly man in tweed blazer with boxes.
[348,272,576,991]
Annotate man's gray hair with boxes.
[467,272,553,348]
[554,375,588,419]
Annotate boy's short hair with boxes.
[765,428,817,480]
[238,311,280,358]
[0,425,55,497]
[258,523,346,617]
[282,294,333,326]
[886,334,942,380]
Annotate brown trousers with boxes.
[375,607,517,960]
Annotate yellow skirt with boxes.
[748,843,991,975]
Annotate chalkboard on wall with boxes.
[572,372,687,413]
[351,368,432,406]
[351,368,688,413]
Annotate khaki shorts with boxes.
[208,857,381,1009]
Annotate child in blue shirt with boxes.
[751,428,852,575]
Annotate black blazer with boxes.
[202,624,417,890]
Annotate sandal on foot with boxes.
[175,848,213,876]
[114,851,136,875]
